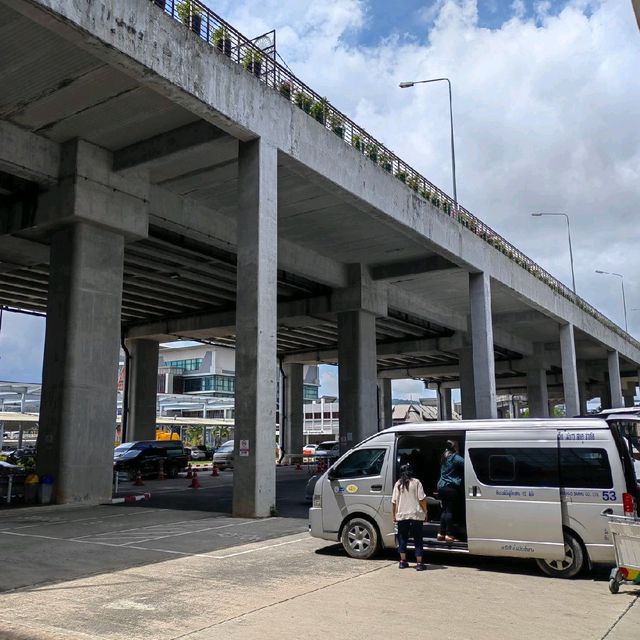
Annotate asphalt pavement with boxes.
[0,466,638,640]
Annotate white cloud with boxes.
[0,312,45,382]
[392,378,430,399]
[212,0,639,335]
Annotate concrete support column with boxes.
[608,351,624,409]
[578,381,589,416]
[378,378,393,430]
[338,309,378,451]
[459,346,476,419]
[469,273,497,419]
[511,396,520,419]
[125,339,159,442]
[600,383,612,410]
[526,368,549,418]
[283,363,304,462]
[559,323,580,417]
[37,223,124,504]
[443,388,453,420]
[623,386,636,408]
[232,139,278,518]
[435,385,452,420]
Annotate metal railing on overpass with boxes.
[151,0,640,351]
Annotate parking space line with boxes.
[5,508,171,531]
[0,529,309,559]
[74,517,282,546]
[69,517,215,540]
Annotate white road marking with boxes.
[2,508,170,531]
[0,529,309,559]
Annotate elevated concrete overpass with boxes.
[1,0,639,514]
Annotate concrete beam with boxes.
[376,360,521,380]
[113,121,231,172]
[149,186,347,289]
[36,140,149,239]
[370,255,457,281]
[282,334,464,365]
[332,264,387,317]
[493,310,546,326]
[124,294,337,341]
[0,121,60,185]
[0,236,49,269]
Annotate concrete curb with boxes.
[109,492,150,504]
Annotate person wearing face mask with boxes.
[436,440,464,543]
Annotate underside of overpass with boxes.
[1,0,639,514]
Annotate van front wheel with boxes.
[341,518,379,559]
[535,532,584,579]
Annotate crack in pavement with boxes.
[600,594,639,639]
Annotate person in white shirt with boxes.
[392,463,428,571]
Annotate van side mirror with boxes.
[327,469,337,481]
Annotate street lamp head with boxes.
[531,213,543,217]
[595,270,606,274]
[399,81,415,88]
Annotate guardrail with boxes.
[150,0,640,352]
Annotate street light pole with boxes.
[595,270,628,332]
[531,212,576,294]
[399,78,457,205]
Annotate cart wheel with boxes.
[609,578,620,594]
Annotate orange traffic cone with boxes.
[210,465,219,477]
[189,470,201,489]
[186,463,193,479]
[133,470,144,486]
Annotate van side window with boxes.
[560,449,613,488]
[470,448,559,486]
[469,447,613,488]
[488,455,516,482]
[332,448,386,479]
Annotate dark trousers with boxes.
[438,484,459,536]
[397,519,423,557]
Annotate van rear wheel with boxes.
[535,532,584,579]
[341,517,379,560]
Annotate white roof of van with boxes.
[387,418,608,433]
[597,407,640,415]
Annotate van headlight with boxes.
[313,493,322,508]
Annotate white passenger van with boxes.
[309,419,639,578]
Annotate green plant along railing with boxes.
[152,0,639,351]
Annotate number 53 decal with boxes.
[602,491,617,501]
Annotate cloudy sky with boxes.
[1,0,638,400]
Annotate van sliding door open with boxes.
[464,430,565,560]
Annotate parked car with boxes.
[194,445,213,460]
[302,443,318,458]
[314,440,340,461]
[114,440,188,479]
[187,446,210,461]
[213,440,234,470]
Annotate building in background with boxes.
[155,343,320,403]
